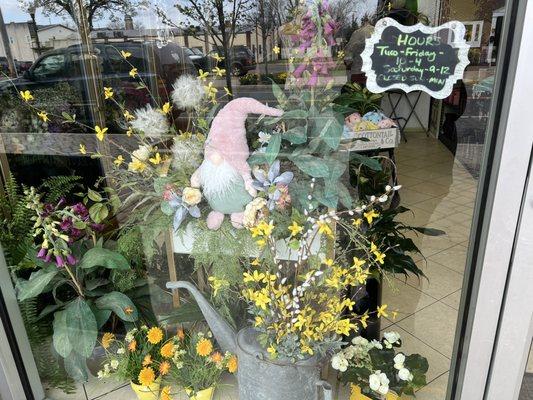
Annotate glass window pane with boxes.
[0,0,515,398]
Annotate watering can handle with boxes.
[316,380,332,400]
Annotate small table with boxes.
[385,90,428,141]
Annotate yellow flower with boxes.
[254,316,263,327]
[352,218,362,227]
[20,90,33,102]
[257,220,274,236]
[360,312,369,329]
[374,251,386,264]
[272,46,280,54]
[249,226,262,238]
[161,102,172,114]
[208,276,228,296]
[128,159,146,172]
[160,342,174,358]
[391,310,398,320]
[142,354,152,366]
[149,152,161,165]
[212,53,224,63]
[288,221,303,236]
[377,304,388,318]
[335,319,356,336]
[147,327,164,344]
[337,50,345,60]
[267,345,277,357]
[128,339,137,351]
[126,127,133,136]
[196,338,213,357]
[124,110,134,120]
[159,360,171,375]
[352,257,365,270]
[256,238,266,247]
[113,155,124,166]
[121,50,131,59]
[364,210,380,224]
[227,355,238,373]
[198,69,209,80]
[101,332,114,349]
[138,367,155,386]
[182,187,202,206]
[224,87,232,96]
[160,386,172,400]
[212,66,226,76]
[243,270,266,283]
[129,67,138,78]
[79,144,87,155]
[37,111,49,122]
[252,291,270,309]
[250,258,260,267]
[95,125,108,141]
[317,221,333,237]
[104,86,113,99]
[204,82,217,100]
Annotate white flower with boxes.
[331,354,348,372]
[377,384,389,395]
[110,359,119,369]
[171,136,203,170]
[131,104,169,138]
[371,340,383,350]
[352,336,369,346]
[398,367,413,381]
[393,353,406,370]
[369,372,381,391]
[171,75,204,109]
[131,144,151,162]
[243,197,267,227]
[117,347,125,354]
[258,131,271,145]
[384,331,401,345]
[182,187,202,206]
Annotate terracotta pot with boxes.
[189,387,215,400]
[130,377,161,400]
[350,384,402,400]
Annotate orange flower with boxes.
[159,360,171,375]
[138,367,155,386]
[211,351,223,363]
[176,328,185,340]
[227,355,238,373]
[160,342,174,358]
[128,339,137,352]
[124,306,134,315]
[142,354,152,366]
[160,386,172,400]
[147,327,164,345]
[196,338,213,357]
[101,332,114,349]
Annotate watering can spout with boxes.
[166,281,237,354]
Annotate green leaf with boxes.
[53,310,72,358]
[88,203,108,223]
[65,298,97,358]
[282,109,308,119]
[316,112,343,150]
[73,220,87,230]
[95,291,138,322]
[87,188,102,202]
[78,248,130,270]
[290,154,329,178]
[264,134,281,165]
[350,152,382,171]
[85,278,109,291]
[271,81,287,104]
[337,182,353,208]
[89,302,111,328]
[281,126,307,144]
[160,201,174,216]
[158,302,203,324]
[64,351,88,382]
[248,152,266,166]
[17,266,58,301]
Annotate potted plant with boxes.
[98,326,172,400]
[162,328,237,400]
[331,331,429,399]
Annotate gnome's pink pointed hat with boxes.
[205,97,283,173]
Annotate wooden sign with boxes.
[361,18,470,99]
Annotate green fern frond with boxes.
[39,175,82,203]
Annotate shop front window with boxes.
[0,0,514,399]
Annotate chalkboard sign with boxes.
[361,18,470,99]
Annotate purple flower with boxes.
[66,254,77,265]
[55,255,65,268]
[70,228,82,239]
[59,218,72,231]
[37,247,47,259]
[72,202,88,218]
[44,252,52,263]
[91,223,105,232]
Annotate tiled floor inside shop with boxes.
[46,131,476,399]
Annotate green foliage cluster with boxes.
[334,83,383,115]
[239,73,288,85]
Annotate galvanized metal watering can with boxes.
[167,281,333,400]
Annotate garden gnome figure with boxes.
[191,97,283,230]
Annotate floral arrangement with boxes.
[331,332,429,399]
[163,328,238,398]
[98,326,171,387]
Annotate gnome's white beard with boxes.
[198,159,240,198]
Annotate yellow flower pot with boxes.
[130,377,161,400]
[350,384,402,400]
[189,387,215,400]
